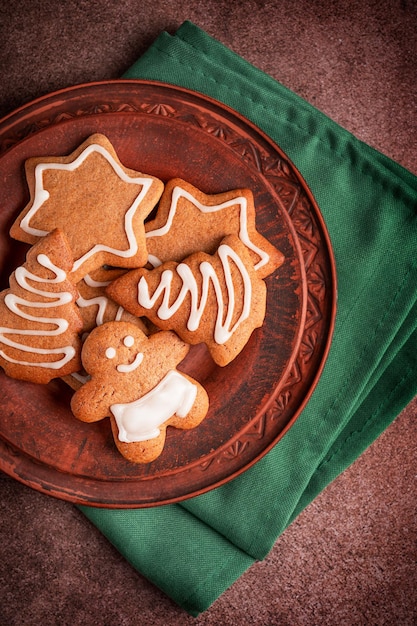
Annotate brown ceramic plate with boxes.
[0,81,336,507]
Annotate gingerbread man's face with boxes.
[104,332,144,373]
[80,322,148,377]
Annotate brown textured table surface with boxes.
[0,2,416,624]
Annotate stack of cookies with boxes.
[0,134,284,463]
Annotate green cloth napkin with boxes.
[80,21,417,616]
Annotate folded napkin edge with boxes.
[123,22,417,204]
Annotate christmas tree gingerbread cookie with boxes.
[107,235,267,366]
[145,178,284,279]
[0,229,83,383]
[10,134,164,282]
[70,321,209,463]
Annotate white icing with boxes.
[77,294,110,327]
[116,351,144,373]
[147,254,163,268]
[71,371,91,385]
[111,370,197,442]
[83,274,112,288]
[77,274,128,327]
[0,254,77,369]
[145,185,269,271]
[137,243,252,344]
[105,339,143,371]
[114,306,125,321]
[105,347,116,359]
[123,335,135,347]
[20,143,155,273]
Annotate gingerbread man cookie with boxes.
[70,321,209,463]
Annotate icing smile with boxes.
[117,351,144,373]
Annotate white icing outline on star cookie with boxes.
[145,185,270,271]
[20,143,155,274]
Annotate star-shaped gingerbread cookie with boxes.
[145,178,284,279]
[10,134,164,282]
[70,321,209,463]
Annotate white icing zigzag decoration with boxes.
[138,242,252,345]
[0,229,83,383]
[0,254,74,368]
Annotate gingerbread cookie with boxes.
[145,178,284,278]
[10,134,164,282]
[0,229,83,383]
[70,321,209,463]
[107,235,267,366]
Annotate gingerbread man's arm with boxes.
[70,376,115,423]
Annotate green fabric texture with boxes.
[80,22,417,616]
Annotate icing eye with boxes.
[105,347,116,359]
[123,335,135,348]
